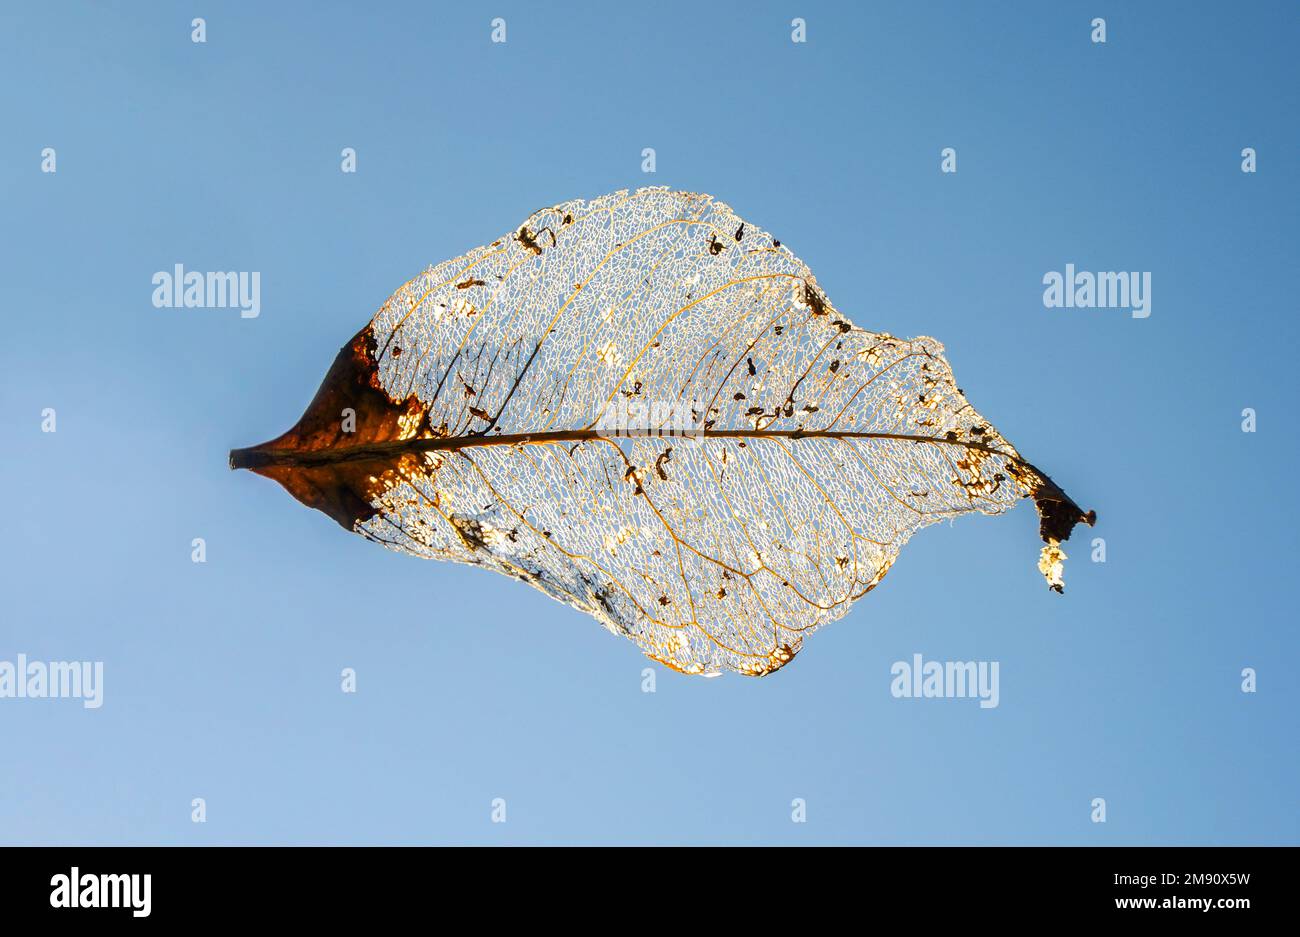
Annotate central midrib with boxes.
[229,428,1022,470]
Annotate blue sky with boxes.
[2,0,1296,844]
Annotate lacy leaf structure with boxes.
[231,188,1094,676]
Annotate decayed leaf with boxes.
[231,188,1093,676]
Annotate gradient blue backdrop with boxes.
[2,1,1296,845]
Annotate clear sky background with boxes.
[2,1,1296,845]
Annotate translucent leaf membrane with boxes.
[232,188,1093,676]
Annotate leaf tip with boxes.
[1016,462,1094,594]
